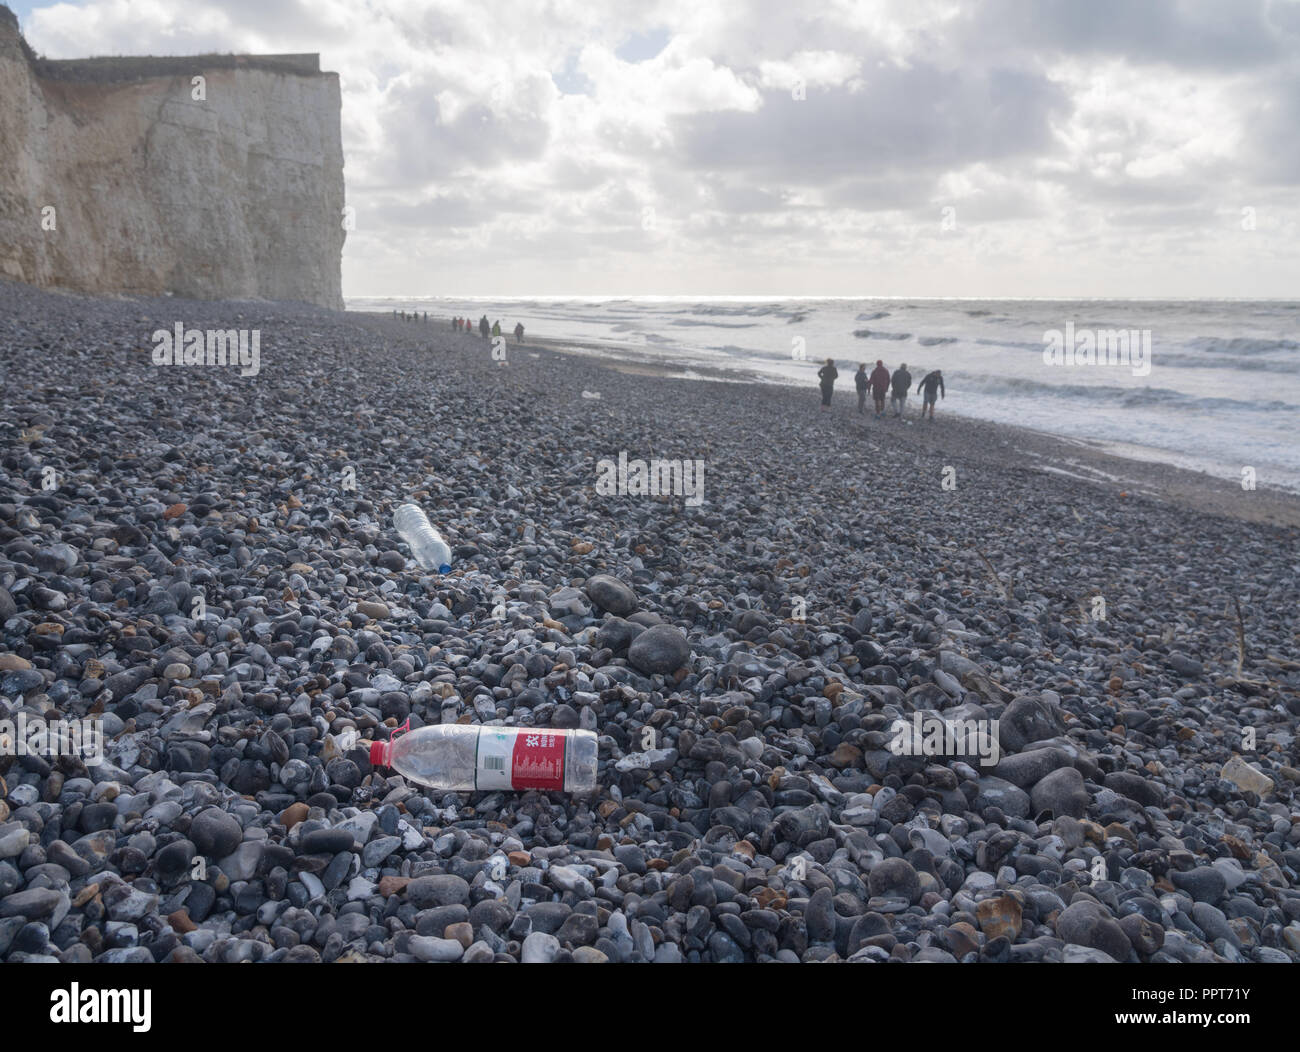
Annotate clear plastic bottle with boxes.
[370,723,598,794]
[393,503,452,573]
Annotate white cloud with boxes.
[758,50,863,92]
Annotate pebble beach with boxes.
[1,277,1298,964]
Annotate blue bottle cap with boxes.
[438,564,451,574]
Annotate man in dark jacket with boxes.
[817,359,838,410]
[479,315,490,339]
[917,369,944,420]
[890,362,912,417]
[854,364,869,414]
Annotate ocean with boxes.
[348,296,1300,492]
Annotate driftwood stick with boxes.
[1231,595,1247,677]
[971,544,1010,602]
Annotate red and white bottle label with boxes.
[510,731,566,790]
[476,728,566,791]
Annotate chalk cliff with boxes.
[0,5,345,308]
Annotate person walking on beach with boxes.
[917,368,944,420]
[854,364,869,414]
[890,362,912,418]
[869,359,891,419]
[817,358,838,411]
[514,322,525,343]
[492,319,502,338]
[479,315,490,339]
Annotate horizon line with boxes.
[345,294,1300,304]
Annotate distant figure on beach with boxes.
[890,362,911,417]
[514,322,524,343]
[452,317,459,331]
[492,319,502,338]
[423,311,427,323]
[917,369,944,420]
[854,363,868,414]
[817,358,838,410]
[869,359,891,419]
[479,315,490,338]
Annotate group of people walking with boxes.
[433,317,942,418]
[818,358,944,420]
[452,315,525,342]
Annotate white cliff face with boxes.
[0,10,345,309]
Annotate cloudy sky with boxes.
[12,0,1300,298]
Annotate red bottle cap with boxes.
[369,718,409,769]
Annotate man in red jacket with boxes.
[868,359,891,419]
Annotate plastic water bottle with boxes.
[370,723,598,794]
[393,503,452,573]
